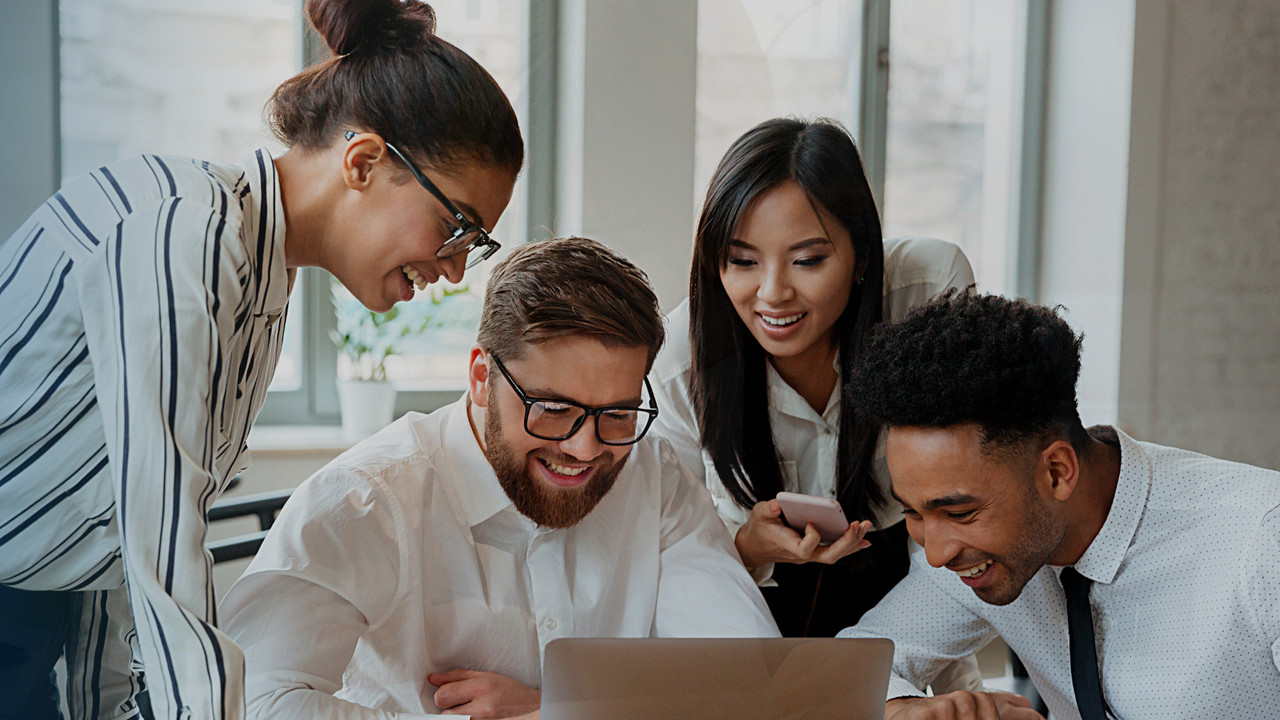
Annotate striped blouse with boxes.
[0,149,290,719]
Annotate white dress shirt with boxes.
[649,237,976,539]
[839,427,1280,719]
[0,149,290,719]
[220,397,780,719]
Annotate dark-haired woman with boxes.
[650,118,979,687]
[0,1,521,716]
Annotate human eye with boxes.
[536,401,574,415]
[727,256,756,268]
[947,509,977,521]
[441,209,468,233]
[794,254,829,267]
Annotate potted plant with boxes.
[330,284,413,439]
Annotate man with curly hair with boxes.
[837,290,1280,720]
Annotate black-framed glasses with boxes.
[489,353,659,446]
[344,131,501,268]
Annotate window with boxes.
[39,0,1040,427]
[55,0,537,421]
[59,0,305,392]
[881,0,1029,294]
[695,0,1042,295]
[695,0,865,215]
[363,0,531,390]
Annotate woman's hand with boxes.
[734,499,872,569]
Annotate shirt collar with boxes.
[764,353,842,424]
[241,147,290,317]
[437,396,519,528]
[1068,426,1152,585]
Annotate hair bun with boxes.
[307,0,436,56]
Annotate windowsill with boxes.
[391,380,469,393]
[247,424,354,456]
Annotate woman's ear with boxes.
[468,345,491,408]
[341,133,389,191]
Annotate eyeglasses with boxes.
[344,131,501,269]
[489,353,659,446]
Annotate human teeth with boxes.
[545,461,587,477]
[761,313,805,327]
[954,560,992,578]
[401,264,428,290]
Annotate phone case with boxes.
[775,491,849,544]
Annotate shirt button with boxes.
[543,617,557,631]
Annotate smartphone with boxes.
[775,491,850,545]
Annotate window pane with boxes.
[882,0,1023,293]
[374,0,530,388]
[60,0,304,391]
[271,272,303,391]
[695,0,865,212]
[59,0,298,179]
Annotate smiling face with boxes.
[470,336,649,528]
[888,423,1067,606]
[718,180,858,369]
[331,138,516,313]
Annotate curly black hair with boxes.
[847,288,1088,453]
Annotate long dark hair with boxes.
[690,118,886,523]
[268,0,524,176]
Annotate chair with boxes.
[206,485,293,563]
[1009,650,1049,715]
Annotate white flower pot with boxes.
[337,379,397,441]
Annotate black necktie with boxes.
[1060,567,1108,720]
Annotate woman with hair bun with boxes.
[650,118,981,689]
[0,1,521,717]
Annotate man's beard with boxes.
[970,482,1064,606]
[484,397,627,529]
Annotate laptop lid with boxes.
[541,637,894,720]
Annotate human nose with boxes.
[558,414,605,461]
[756,263,793,305]
[920,518,963,569]
[439,252,465,284]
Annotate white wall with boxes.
[1038,0,1136,427]
[1120,0,1280,468]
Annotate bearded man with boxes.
[221,237,778,720]
[837,290,1280,720]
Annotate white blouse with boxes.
[0,149,290,719]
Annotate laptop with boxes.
[541,637,894,720]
